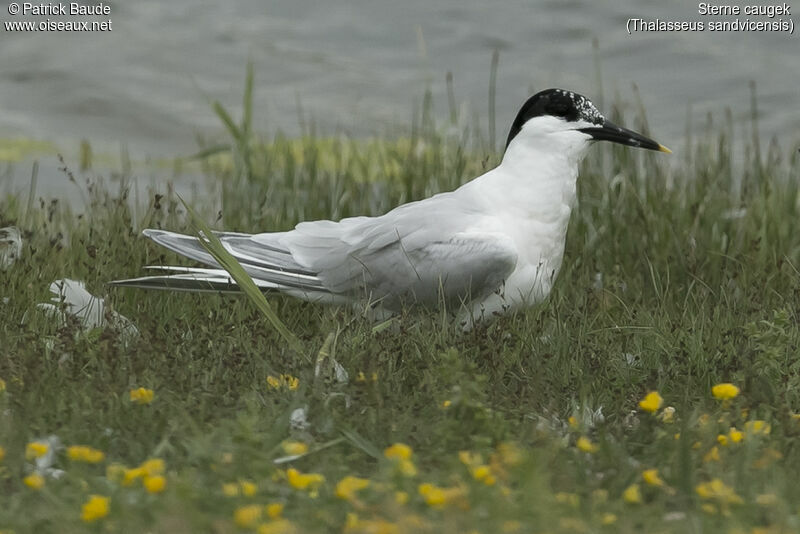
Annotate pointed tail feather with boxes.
[134,229,329,292]
[109,266,283,293]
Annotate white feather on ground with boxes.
[35,279,139,343]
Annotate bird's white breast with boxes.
[457,133,584,319]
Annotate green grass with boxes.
[1,83,800,533]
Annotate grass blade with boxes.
[242,61,254,141]
[187,144,232,160]
[339,425,382,460]
[178,194,305,356]
[213,101,242,143]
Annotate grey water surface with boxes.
[0,0,797,194]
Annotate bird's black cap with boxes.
[506,89,603,148]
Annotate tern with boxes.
[112,89,670,326]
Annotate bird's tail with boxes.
[109,229,329,297]
[108,265,275,293]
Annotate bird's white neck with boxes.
[499,122,591,184]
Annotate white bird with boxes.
[112,89,670,326]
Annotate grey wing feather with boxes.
[280,198,518,307]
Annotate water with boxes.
[0,0,797,194]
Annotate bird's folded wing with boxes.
[286,220,519,307]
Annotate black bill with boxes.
[579,121,671,153]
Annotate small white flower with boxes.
[290,407,310,431]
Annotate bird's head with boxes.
[504,88,670,161]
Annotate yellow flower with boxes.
[418,483,466,508]
[143,474,166,493]
[106,463,126,482]
[496,442,523,466]
[397,459,417,477]
[418,483,447,508]
[0,377,5,393]
[67,445,105,463]
[23,473,45,490]
[701,503,717,515]
[642,468,665,487]
[240,479,257,496]
[141,458,165,476]
[728,427,744,443]
[335,475,370,500]
[25,441,48,460]
[222,482,240,496]
[282,375,299,391]
[281,441,308,456]
[122,466,145,486]
[129,387,154,404]
[711,383,740,400]
[267,375,300,391]
[576,436,598,454]
[384,443,413,461]
[717,434,729,446]
[638,391,663,414]
[0,446,5,462]
[704,446,721,463]
[568,416,579,429]
[234,504,263,528]
[660,406,676,423]
[601,513,617,525]
[695,478,743,504]
[395,491,409,505]
[745,420,771,435]
[622,484,642,504]
[344,515,398,534]
[354,371,379,384]
[265,503,284,519]
[80,495,110,522]
[346,512,360,529]
[471,465,495,485]
[257,520,296,534]
[458,450,482,466]
[384,444,416,476]
[441,400,452,408]
[286,468,325,491]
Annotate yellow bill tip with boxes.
[658,144,672,154]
